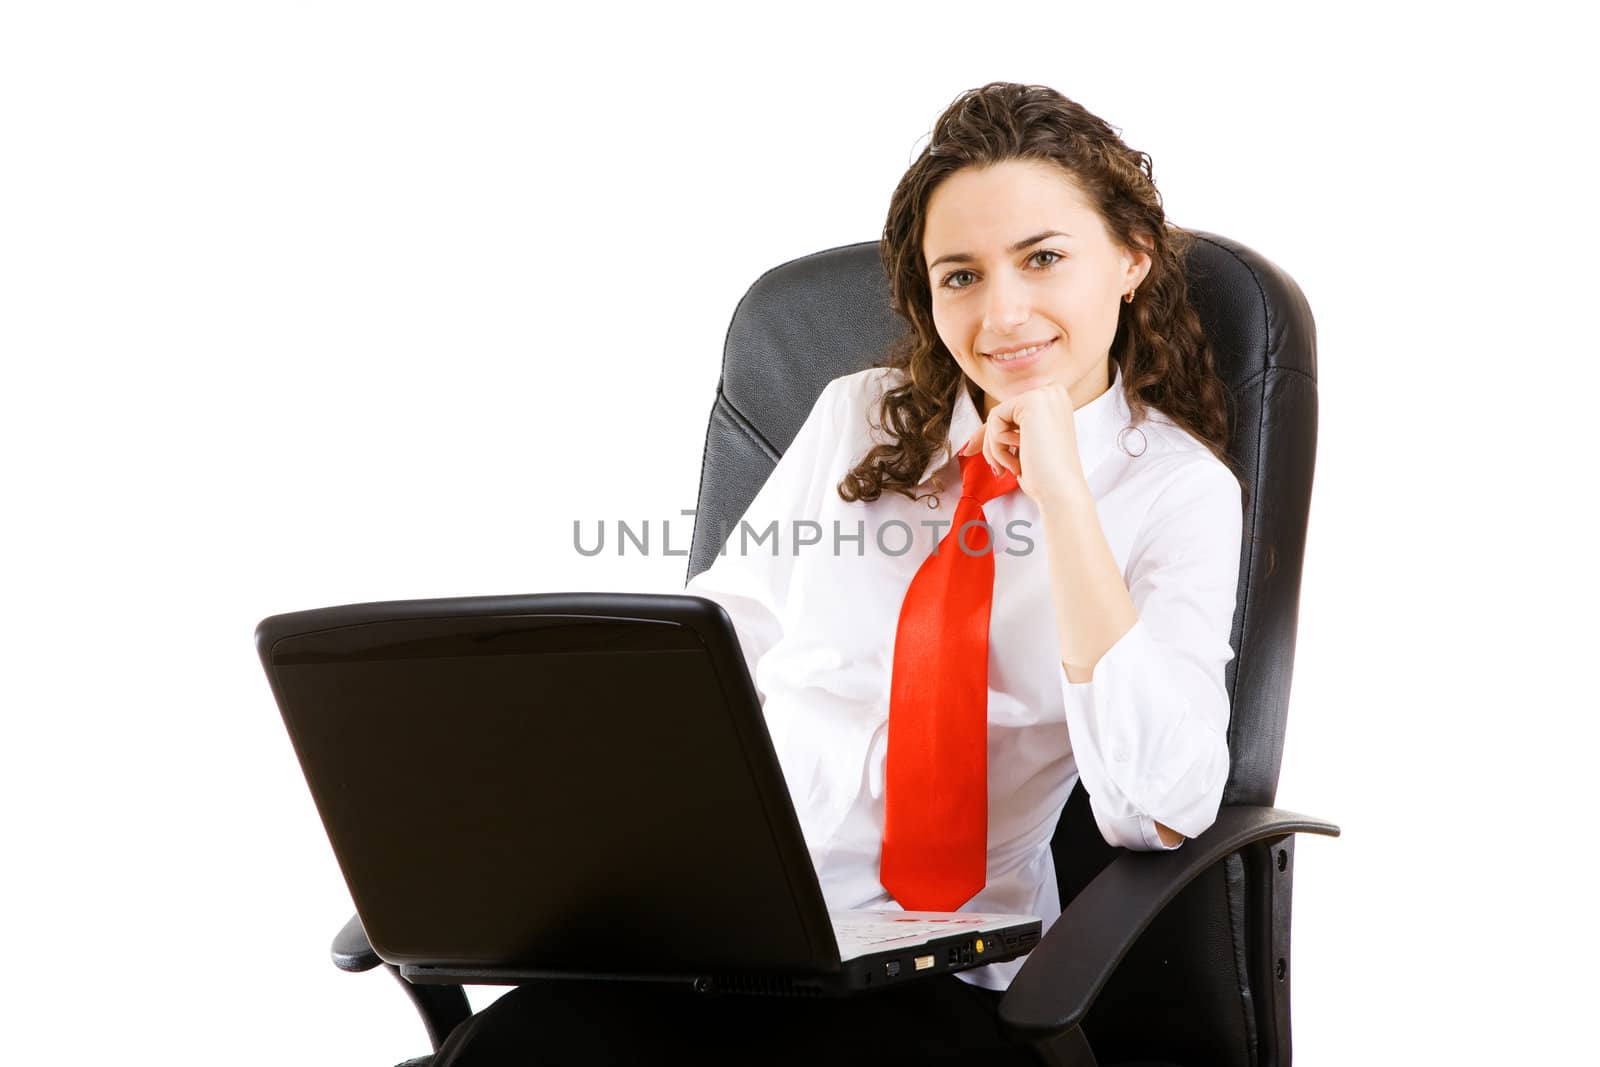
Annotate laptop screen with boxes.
[258,594,839,975]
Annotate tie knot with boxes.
[958,452,1019,504]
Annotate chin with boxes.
[996,368,1058,393]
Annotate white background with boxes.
[4,2,1595,1063]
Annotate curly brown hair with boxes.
[838,82,1240,506]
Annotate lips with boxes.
[985,337,1055,357]
[983,337,1055,370]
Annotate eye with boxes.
[938,249,1064,290]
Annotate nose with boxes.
[981,271,1029,335]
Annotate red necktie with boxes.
[880,452,1018,911]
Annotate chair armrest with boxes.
[330,912,473,1051]
[998,804,1339,1039]
[332,912,382,972]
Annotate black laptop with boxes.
[255,591,1041,996]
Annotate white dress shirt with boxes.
[683,360,1243,991]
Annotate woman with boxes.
[434,80,1243,1066]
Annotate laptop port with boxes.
[884,960,901,978]
[914,954,935,972]
[947,947,960,966]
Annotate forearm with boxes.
[1037,477,1138,684]
[1039,478,1184,848]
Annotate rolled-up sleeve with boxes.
[1060,456,1244,851]
[683,378,845,707]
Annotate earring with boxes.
[1123,289,1136,304]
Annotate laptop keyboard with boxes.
[831,915,989,953]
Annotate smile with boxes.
[984,337,1054,368]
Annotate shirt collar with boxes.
[920,360,1132,488]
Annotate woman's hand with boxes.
[959,381,1085,507]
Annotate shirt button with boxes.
[1112,749,1130,763]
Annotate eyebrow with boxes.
[927,230,1072,271]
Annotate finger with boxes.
[960,425,985,457]
[985,418,1018,478]
[987,401,1021,472]
[979,417,1001,475]
[974,396,1017,476]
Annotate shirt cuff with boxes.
[1084,804,1181,852]
[1140,813,1183,851]
[1059,616,1222,850]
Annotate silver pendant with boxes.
[1118,425,1148,457]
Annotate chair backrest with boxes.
[685,233,1318,1064]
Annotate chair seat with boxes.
[394,1052,1182,1065]
[391,1042,1186,1064]
[392,1052,1183,1065]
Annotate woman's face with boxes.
[921,158,1151,414]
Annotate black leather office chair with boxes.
[330,232,1337,1066]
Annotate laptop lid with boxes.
[256,591,842,978]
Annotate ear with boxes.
[1124,234,1154,290]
